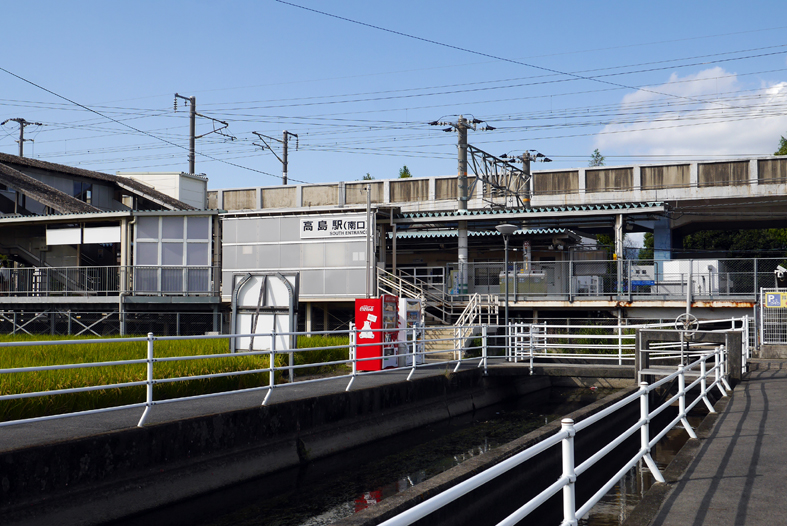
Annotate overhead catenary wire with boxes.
[273,0,771,113]
[2,20,785,179]
[0,66,314,184]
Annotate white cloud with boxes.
[595,68,787,157]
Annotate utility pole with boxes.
[498,150,552,208]
[174,94,196,174]
[365,184,372,298]
[429,115,492,295]
[504,151,551,210]
[2,118,42,157]
[456,117,470,295]
[282,130,298,185]
[253,131,298,185]
[174,94,233,175]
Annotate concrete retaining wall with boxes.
[0,370,556,525]
[760,344,787,358]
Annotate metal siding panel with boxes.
[302,243,325,267]
[280,244,300,268]
[347,268,367,295]
[256,244,279,269]
[300,269,325,295]
[324,269,347,295]
[256,217,280,242]
[222,219,237,243]
[236,218,260,243]
[280,217,300,242]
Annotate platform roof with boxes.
[394,202,665,224]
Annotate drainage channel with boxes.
[109,387,694,526]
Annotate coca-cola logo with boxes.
[359,305,374,312]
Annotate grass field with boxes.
[0,334,350,422]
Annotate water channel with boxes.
[110,386,697,526]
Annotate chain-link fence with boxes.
[0,310,223,337]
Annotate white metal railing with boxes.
[501,317,748,375]
[453,294,499,353]
[0,318,747,430]
[453,293,482,355]
[0,322,737,522]
[0,265,219,297]
[377,267,451,323]
[0,324,490,429]
[396,266,445,289]
[377,342,731,526]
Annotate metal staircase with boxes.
[453,293,499,355]
[376,267,452,324]
[376,268,499,359]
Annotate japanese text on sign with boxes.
[300,215,368,239]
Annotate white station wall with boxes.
[222,213,371,300]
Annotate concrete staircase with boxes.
[424,326,481,361]
[424,327,457,361]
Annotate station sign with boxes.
[300,214,368,239]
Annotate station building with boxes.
[1,150,787,336]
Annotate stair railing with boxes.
[377,267,451,324]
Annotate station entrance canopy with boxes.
[392,201,666,237]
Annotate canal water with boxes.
[110,387,695,526]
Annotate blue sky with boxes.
[2,1,786,189]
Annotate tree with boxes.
[647,132,787,258]
[596,233,612,251]
[398,165,412,178]
[589,149,605,167]
[596,233,641,259]
[639,232,654,260]
[776,134,787,156]
[362,173,374,180]
[682,229,787,257]
[623,235,640,260]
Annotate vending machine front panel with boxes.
[355,298,383,371]
[355,296,399,370]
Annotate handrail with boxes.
[2,318,650,428]
[0,318,736,522]
[378,343,730,526]
[446,257,778,302]
[453,293,482,352]
[0,265,219,297]
[377,267,451,323]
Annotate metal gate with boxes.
[760,288,787,344]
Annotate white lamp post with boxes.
[496,224,518,351]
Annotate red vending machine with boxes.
[355,295,399,371]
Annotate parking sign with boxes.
[765,292,783,308]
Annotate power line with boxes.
[0,66,307,183]
[0,117,43,156]
[275,0,755,112]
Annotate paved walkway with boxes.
[650,359,787,526]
